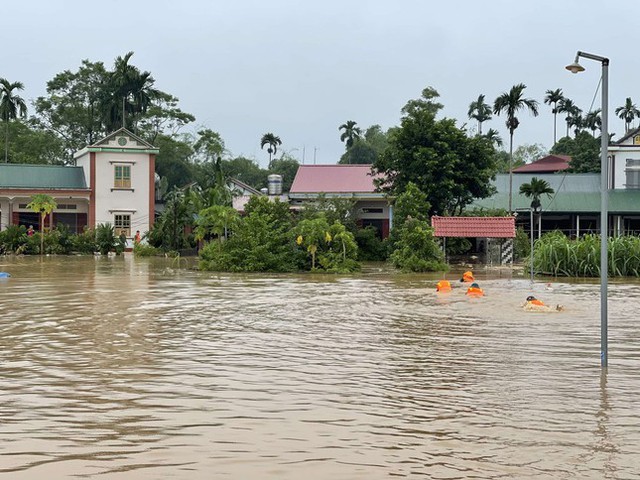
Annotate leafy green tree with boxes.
[389,218,447,272]
[401,86,443,117]
[295,216,330,270]
[483,128,503,148]
[513,143,547,166]
[299,195,358,233]
[567,111,584,137]
[0,120,66,164]
[615,97,640,133]
[551,130,600,172]
[26,194,57,255]
[373,89,497,217]
[339,125,389,164]
[136,91,195,143]
[193,128,225,163]
[339,120,362,150]
[95,223,118,255]
[493,83,539,212]
[223,156,267,189]
[0,78,28,162]
[33,60,109,160]
[468,94,492,134]
[148,188,199,251]
[544,88,564,145]
[195,205,238,243]
[154,134,196,189]
[260,132,282,168]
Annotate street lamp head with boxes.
[565,61,585,74]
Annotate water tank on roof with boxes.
[267,174,283,195]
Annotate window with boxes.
[625,159,640,188]
[114,165,131,188]
[114,214,131,236]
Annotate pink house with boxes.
[289,165,392,238]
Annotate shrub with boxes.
[389,218,447,272]
[133,243,161,257]
[355,227,388,261]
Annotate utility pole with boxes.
[313,147,318,164]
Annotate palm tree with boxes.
[584,109,602,136]
[0,78,28,162]
[468,94,492,134]
[483,128,503,148]
[615,97,640,133]
[544,88,564,145]
[105,51,160,131]
[338,120,362,149]
[557,98,580,138]
[567,112,584,137]
[26,194,57,256]
[519,177,554,239]
[493,83,539,213]
[260,132,282,168]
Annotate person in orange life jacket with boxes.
[436,280,452,292]
[460,271,474,283]
[526,295,545,306]
[466,282,484,297]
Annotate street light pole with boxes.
[530,207,534,283]
[566,51,610,368]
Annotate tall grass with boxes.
[532,231,640,277]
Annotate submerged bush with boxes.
[390,218,447,272]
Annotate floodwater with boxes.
[1,256,639,479]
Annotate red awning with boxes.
[431,216,515,238]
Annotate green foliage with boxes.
[71,228,97,254]
[295,216,359,272]
[389,218,447,272]
[95,223,117,255]
[445,237,472,256]
[0,225,97,255]
[514,226,531,260]
[355,227,388,261]
[0,120,66,164]
[149,188,199,251]
[195,205,238,242]
[223,156,267,190]
[373,87,497,216]
[551,131,600,173]
[340,124,390,164]
[519,177,554,211]
[0,225,27,254]
[199,196,300,272]
[533,231,640,277]
[513,143,547,165]
[388,182,430,251]
[133,242,161,257]
[299,195,358,233]
[193,128,225,162]
[154,134,196,189]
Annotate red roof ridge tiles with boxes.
[431,216,515,238]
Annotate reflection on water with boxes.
[1,256,640,479]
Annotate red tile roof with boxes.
[290,165,381,193]
[513,154,571,173]
[432,216,515,238]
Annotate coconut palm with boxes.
[544,88,564,145]
[493,83,539,212]
[557,98,581,138]
[483,128,503,148]
[567,112,585,137]
[467,94,492,135]
[338,120,362,149]
[260,132,282,168]
[615,97,640,133]
[0,78,28,162]
[584,109,602,136]
[519,177,554,239]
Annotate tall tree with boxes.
[493,83,539,213]
[467,94,492,134]
[567,111,584,137]
[373,88,497,216]
[615,97,640,133]
[483,128,503,148]
[338,120,362,150]
[0,78,28,162]
[557,98,580,138]
[260,132,281,168]
[544,88,564,145]
[551,130,600,173]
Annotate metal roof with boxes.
[470,173,640,213]
[513,154,571,173]
[0,164,88,189]
[432,216,515,238]
[290,165,381,193]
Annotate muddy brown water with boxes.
[1,256,639,479]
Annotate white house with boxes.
[73,128,159,238]
[609,127,640,189]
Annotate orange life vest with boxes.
[462,271,475,282]
[466,287,484,297]
[436,280,452,292]
[528,299,545,306]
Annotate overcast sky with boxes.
[3,0,637,167]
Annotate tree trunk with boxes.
[508,131,514,213]
[40,212,45,256]
[4,121,8,163]
[553,111,557,145]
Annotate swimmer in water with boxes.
[466,282,484,297]
[523,295,563,312]
[460,271,475,283]
[436,280,452,292]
